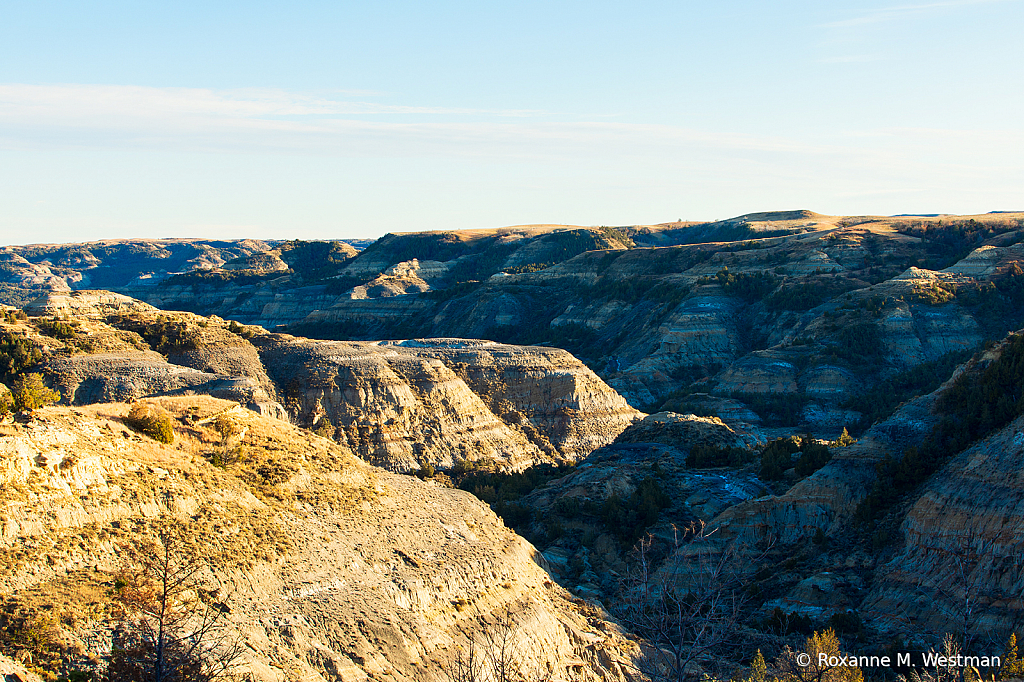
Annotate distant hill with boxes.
[3,211,1024,435]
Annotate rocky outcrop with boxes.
[799,364,859,400]
[435,341,643,460]
[44,352,286,420]
[10,307,287,419]
[944,243,1024,278]
[251,336,641,472]
[348,272,430,299]
[0,655,43,682]
[46,352,219,403]
[5,303,635,473]
[681,382,945,565]
[24,290,157,317]
[0,399,637,682]
[615,411,763,451]
[714,352,799,395]
[517,435,767,603]
[861,413,1024,635]
[876,298,982,368]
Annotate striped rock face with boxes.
[0,398,638,682]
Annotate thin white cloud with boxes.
[0,83,538,120]
[822,0,1015,28]
[0,83,840,160]
[817,54,884,63]
[1,84,1021,191]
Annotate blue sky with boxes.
[1,0,1022,244]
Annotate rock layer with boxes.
[252,336,642,472]
[862,414,1024,635]
[0,399,637,681]
[8,296,639,473]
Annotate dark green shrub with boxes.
[312,420,335,439]
[11,373,59,411]
[686,444,754,468]
[0,330,42,382]
[493,500,533,528]
[226,320,256,339]
[601,476,671,545]
[828,322,883,364]
[765,277,858,311]
[762,607,812,635]
[732,392,808,427]
[794,440,832,476]
[34,317,78,340]
[1,309,28,323]
[113,316,200,354]
[456,462,573,533]
[697,268,779,302]
[759,438,800,480]
[827,610,863,635]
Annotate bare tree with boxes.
[898,635,972,682]
[442,609,551,682]
[444,639,486,682]
[107,526,242,682]
[616,521,766,682]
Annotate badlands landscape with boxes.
[1,210,1024,681]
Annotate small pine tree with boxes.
[749,650,767,682]
[1000,633,1023,679]
[11,373,60,411]
[212,415,240,443]
[313,419,334,439]
[834,428,855,447]
[776,628,863,682]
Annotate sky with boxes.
[1,0,1022,245]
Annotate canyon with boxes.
[1,210,1023,679]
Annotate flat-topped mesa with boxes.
[403,339,643,457]
[24,290,158,317]
[251,335,643,473]
[7,297,638,472]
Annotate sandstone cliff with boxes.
[0,398,638,682]
[250,335,641,472]
[861,418,1024,636]
[6,293,640,474]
